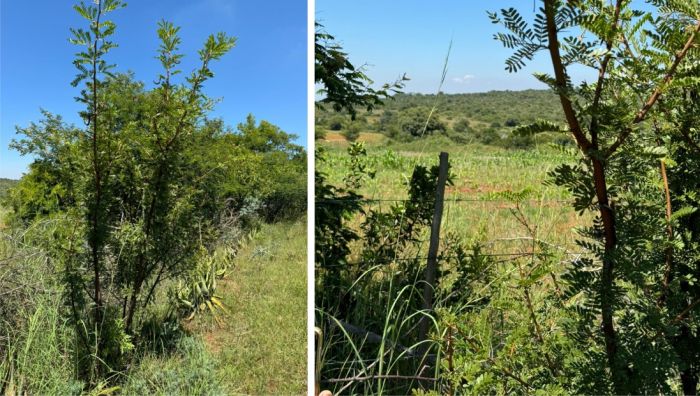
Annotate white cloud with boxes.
[452,74,475,84]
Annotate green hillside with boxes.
[0,178,18,200]
[315,89,570,147]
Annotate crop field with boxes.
[318,134,587,255]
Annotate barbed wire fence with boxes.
[315,151,594,392]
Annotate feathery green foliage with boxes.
[487,0,700,393]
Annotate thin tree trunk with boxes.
[680,371,697,396]
[659,158,674,304]
[124,278,142,332]
[679,324,698,395]
[89,2,105,376]
[543,0,622,389]
[591,158,619,382]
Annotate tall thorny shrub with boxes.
[490,0,700,393]
[9,0,237,383]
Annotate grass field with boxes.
[321,131,389,145]
[318,133,586,254]
[0,206,7,230]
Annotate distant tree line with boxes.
[315,90,573,148]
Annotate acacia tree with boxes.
[399,106,448,137]
[491,0,699,393]
[12,1,235,381]
[654,46,700,394]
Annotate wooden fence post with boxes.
[419,151,448,346]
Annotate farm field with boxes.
[318,134,586,254]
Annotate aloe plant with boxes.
[171,245,236,325]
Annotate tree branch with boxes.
[607,19,700,156]
[544,0,592,152]
[590,0,624,148]
[672,298,700,325]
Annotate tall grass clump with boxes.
[318,269,441,395]
[1,292,83,394]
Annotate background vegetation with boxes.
[315,90,572,148]
[0,179,17,200]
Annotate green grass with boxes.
[0,206,8,230]
[320,131,389,146]
[122,337,224,395]
[1,218,307,395]
[0,294,82,395]
[193,220,307,395]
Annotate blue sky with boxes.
[1,0,307,179]
[315,1,652,95]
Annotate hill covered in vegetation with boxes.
[316,89,570,148]
[0,179,18,200]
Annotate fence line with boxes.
[318,251,591,269]
[316,151,590,390]
[316,198,573,204]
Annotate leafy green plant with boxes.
[315,23,408,119]
[121,336,222,395]
[379,149,406,169]
[399,107,447,138]
[342,122,362,142]
[8,0,237,383]
[491,0,700,392]
[171,246,233,325]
